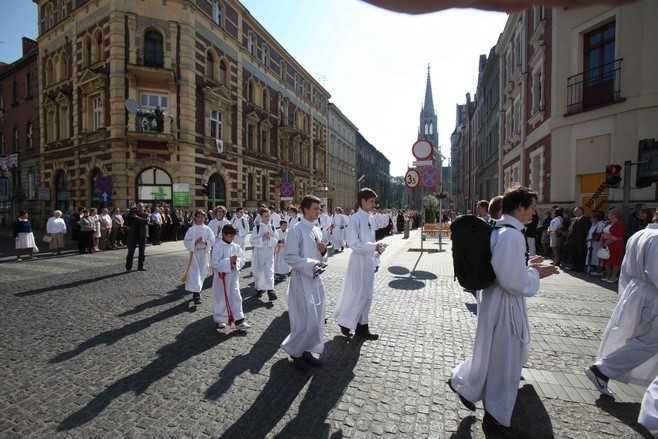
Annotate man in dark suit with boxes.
[566,206,590,272]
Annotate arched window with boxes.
[46,4,54,29]
[206,51,215,79]
[46,59,54,85]
[261,44,268,66]
[136,168,172,204]
[429,122,433,135]
[261,175,268,200]
[247,79,254,103]
[219,59,228,85]
[247,174,254,200]
[83,36,92,67]
[144,30,164,68]
[59,54,67,82]
[93,31,103,63]
[207,174,226,209]
[262,88,269,110]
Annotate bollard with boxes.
[403,219,410,239]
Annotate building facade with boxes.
[0,37,40,227]
[34,0,331,220]
[475,48,500,204]
[355,132,390,211]
[327,102,357,212]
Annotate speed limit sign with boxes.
[405,168,420,189]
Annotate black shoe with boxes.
[355,323,379,340]
[125,267,132,272]
[193,293,201,305]
[447,379,476,411]
[339,325,352,337]
[302,351,323,367]
[256,290,264,298]
[291,356,312,372]
[267,291,277,301]
[138,267,147,271]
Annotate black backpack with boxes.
[450,215,500,291]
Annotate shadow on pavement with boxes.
[504,383,554,438]
[595,398,652,438]
[57,316,233,431]
[117,284,188,317]
[14,269,128,297]
[221,336,362,438]
[388,277,425,291]
[450,415,476,438]
[205,313,289,401]
[50,294,189,364]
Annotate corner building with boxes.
[35,0,330,213]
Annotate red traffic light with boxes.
[606,164,621,175]
[605,164,622,188]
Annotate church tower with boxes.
[418,64,439,152]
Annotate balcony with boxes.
[566,59,624,115]
[127,111,172,141]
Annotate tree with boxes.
[423,194,439,223]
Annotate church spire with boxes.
[421,63,435,116]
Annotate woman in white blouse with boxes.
[46,210,67,255]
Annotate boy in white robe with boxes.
[274,220,291,281]
[317,204,331,244]
[208,205,230,237]
[281,195,328,371]
[182,210,215,305]
[585,209,658,426]
[330,207,347,252]
[449,187,556,434]
[230,207,250,251]
[250,208,279,301]
[334,188,386,340]
[210,224,250,331]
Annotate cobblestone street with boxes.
[0,229,651,438]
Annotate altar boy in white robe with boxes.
[585,208,658,434]
[281,195,328,371]
[208,205,230,237]
[182,210,215,305]
[230,207,250,252]
[330,207,347,252]
[448,187,556,435]
[334,188,385,340]
[274,220,291,281]
[210,224,250,331]
[250,208,279,301]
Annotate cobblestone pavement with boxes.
[0,228,652,438]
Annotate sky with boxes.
[0,0,509,177]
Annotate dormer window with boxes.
[144,30,164,68]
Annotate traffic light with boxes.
[605,164,622,188]
[202,183,209,196]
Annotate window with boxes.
[219,59,228,85]
[60,0,67,20]
[0,132,4,155]
[206,51,215,79]
[92,96,102,130]
[47,4,54,29]
[531,66,543,114]
[12,79,18,103]
[137,168,173,203]
[583,21,616,108]
[59,102,70,138]
[247,174,254,200]
[280,61,286,80]
[0,86,3,108]
[27,171,35,199]
[260,127,269,154]
[83,36,91,67]
[94,31,103,63]
[533,5,545,28]
[247,123,255,150]
[47,106,57,142]
[212,1,221,25]
[26,122,34,149]
[13,127,19,152]
[246,79,254,103]
[247,33,254,56]
[210,109,222,140]
[46,59,54,86]
[59,55,67,82]
[139,92,168,111]
[25,72,32,97]
[262,88,268,110]
[144,30,164,67]
[261,44,268,66]
[261,175,268,200]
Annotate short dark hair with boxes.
[477,200,489,210]
[501,187,537,214]
[300,195,321,214]
[358,187,377,205]
[280,219,288,225]
[258,208,270,216]
[222,224,237,235]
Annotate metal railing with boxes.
[566,58,623,114]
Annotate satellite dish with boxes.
[125,98,139,114]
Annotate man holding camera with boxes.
[125,202,150,272]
